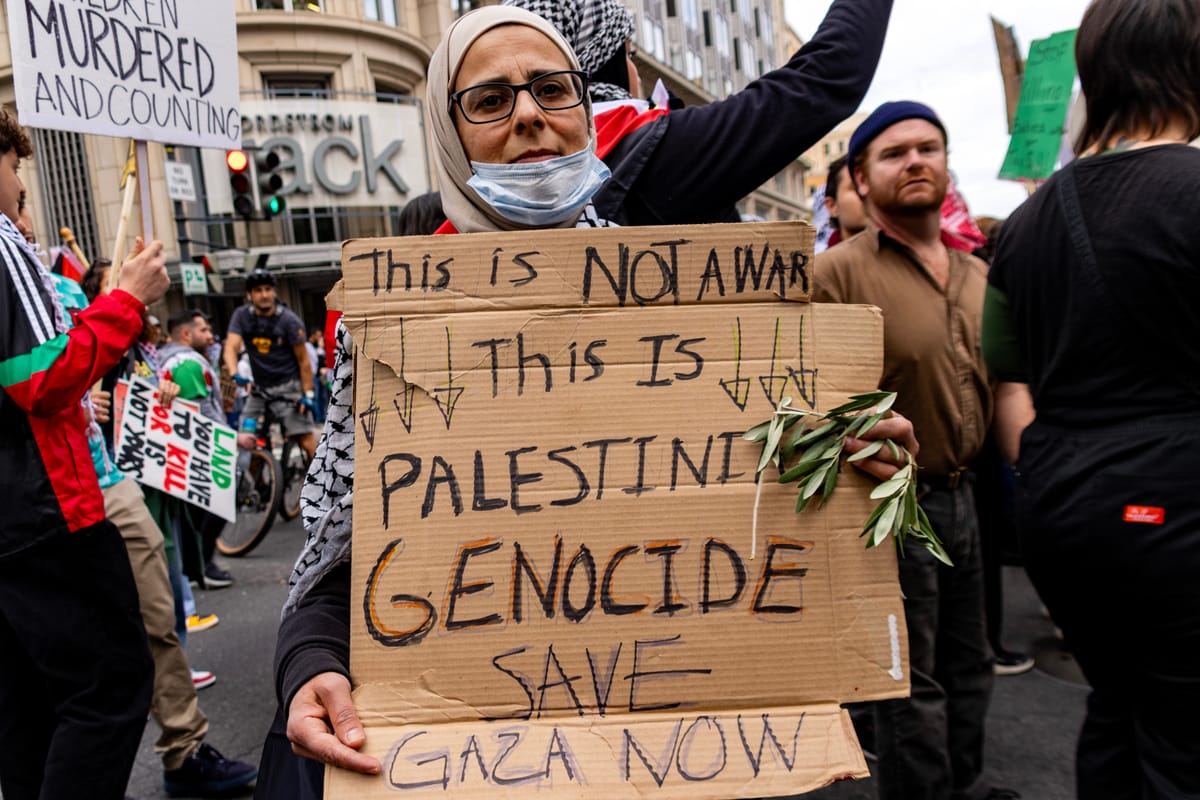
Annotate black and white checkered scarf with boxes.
[502,0,635,101]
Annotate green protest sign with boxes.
[999,29,1077,181]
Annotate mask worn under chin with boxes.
[467,147,612,227]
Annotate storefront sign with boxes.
[201,98,428,212]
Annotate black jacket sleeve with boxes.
[625,0,893,224]
[274,561,352,709]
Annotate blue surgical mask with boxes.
[467,146,611,227]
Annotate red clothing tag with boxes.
[1123,505,1165,524]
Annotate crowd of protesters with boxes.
[2,0,1198,798]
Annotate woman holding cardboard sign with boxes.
[256,6,916,797]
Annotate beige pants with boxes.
[102,478,208,770]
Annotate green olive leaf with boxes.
[746,391,949,564]
[870,498,900,547]
[778,456,828,483]
[743,420,772,442]
[795,419,839,447]
[846,440,884,463]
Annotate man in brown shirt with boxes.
[814,101,1007,800]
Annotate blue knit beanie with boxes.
[847,101,947,168]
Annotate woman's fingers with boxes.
[287,673,381,775]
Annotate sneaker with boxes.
[191,669,216,690]
[202,563,233,589]
[186,613,219,633]
[163,742,257,797]
[994,649,1035,676]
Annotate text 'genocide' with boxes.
[364,533,813,647]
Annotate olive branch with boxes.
[743,390,951,565]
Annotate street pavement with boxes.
[120,514,1089,799]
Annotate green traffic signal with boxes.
[257,150,284,219]
[263,195,286,217]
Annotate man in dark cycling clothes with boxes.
[222,270,316,459]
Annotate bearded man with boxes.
[814,101,1014,800]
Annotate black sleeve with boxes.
[274,561,352,709]
[627,0,893,224]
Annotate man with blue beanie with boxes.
[815,101,1016,800]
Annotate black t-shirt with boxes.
[229,304,307,387]
[990,144,1200,426]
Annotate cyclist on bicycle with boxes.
[222,269,317,459]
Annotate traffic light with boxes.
[226,149,253,219]
[257,150,286,218]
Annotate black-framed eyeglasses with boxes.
[449,70,588,125]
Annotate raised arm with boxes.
[628,0,893,223]
[0,238,166,417]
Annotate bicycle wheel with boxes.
[278,440,312,522]
[218,448,282,557]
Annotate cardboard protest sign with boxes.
[5,0,240,149]
[114,378,237,521]
[999,29,1078,181]
[332,222,908,799]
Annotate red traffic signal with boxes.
[226,149,253,218]
[226,149,249,172]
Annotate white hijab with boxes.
[426,5,598,233]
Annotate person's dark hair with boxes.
[972,216,1004,264]
[825,156,848,199]
[0,110,32,159]
[79,258,113,302]
[167,308,207,338]
[1075,0,1200,152]
[396,192,447,236]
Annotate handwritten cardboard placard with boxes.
[114,378,237,521]
[332,222,908,799]
[5,0,240,148]
[999,28,1078,181]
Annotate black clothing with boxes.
[989,146,1200,798]
[595,0,892,226]
[1018,415,1200,799]
[254,707,324,800]
[0,522,153,800]
[989,144,1200,425]
[229,304,307,388]
[873,482,993,800]
[275,561,352,710]
[260,563,350,800]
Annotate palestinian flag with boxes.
[51,246,87,283]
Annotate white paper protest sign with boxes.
[5,0,241,149]
[114,378,238,522]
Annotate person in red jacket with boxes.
[0,109,169,800]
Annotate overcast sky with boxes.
[783,0,1092,218]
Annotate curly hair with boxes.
[0,110,33,159]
